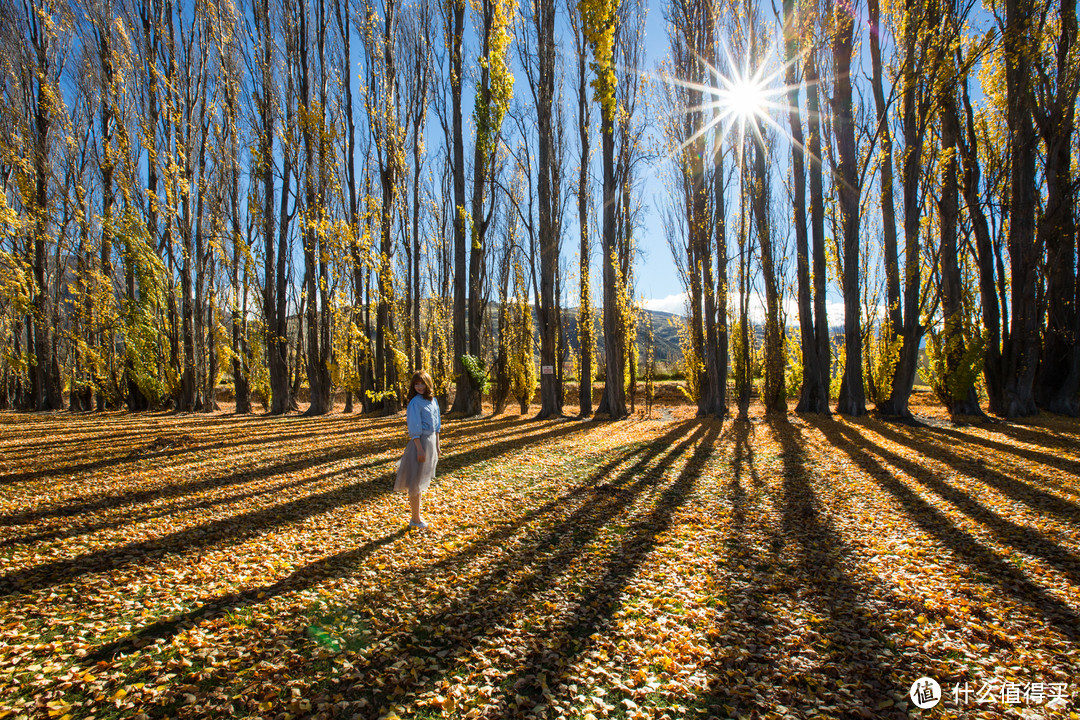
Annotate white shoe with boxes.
[408,519,429,530]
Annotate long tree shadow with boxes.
[0,451,394,550]
[728,421,752,538]
[806,416,1080,640]
[81,528,410,663]
[0,413,535,527]
[333,420,714,714]
[872,421,1080,520]
[962,415,1080,447]
[842,421,1080,586]
[760,416,918,715]
[79,419,703,716]
[900,421,1080,498]
[719,419,760,570]
[703,420,790,716]
[0,427,397,528]
[0,417,596,596]
[0,468,391,597]
[0,411,528,490]
[79,421,684,667]
[0,414,390,487]
[486,420,723,715]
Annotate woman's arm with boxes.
[406,399,421,439]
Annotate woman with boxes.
[395,370,441,529]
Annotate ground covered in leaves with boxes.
[1,398,1079,719]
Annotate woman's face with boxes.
[414,380,427,395]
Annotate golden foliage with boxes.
[0,407,1077,717]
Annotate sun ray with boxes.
[652,32,838,179]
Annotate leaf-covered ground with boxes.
[1,399,1078,719]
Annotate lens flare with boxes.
[720,75,769,125]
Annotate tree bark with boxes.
[805,51,831,405]
[447,0,476,415]
[1034,0,1079,415]
[999,0,1041,418]
[598,108,626,417]
[939,81,980,415]
[785,0,825,414]
[535,0,561,418]
[831,0,866,416]
[572,11,593,417]
[957,76,1003,412]
[752,128,785,413]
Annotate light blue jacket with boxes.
[406,395,441,439]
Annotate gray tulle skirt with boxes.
[394,434,438,495]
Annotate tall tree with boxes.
[250,0,292,414]
[997,0,1041,417]
[788,0,825,413]
[441,0,473,415]
[956,62,1003,413]
[664,0,717,417]
[531,0,562,418]
[876,0,958,417]
[11,0,69,410]
[400,0,432,372]
[568,0,594,417]
[1034,0,1080,415]
[936,24,980,415]
[804,47,830,408]
[745,0,784,414]
[361,0,406,412]
[465,0,515,414]
[294,0,335,415]
[580,0,627,418]
[829,0,866,416]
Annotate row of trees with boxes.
[0,0,1076,420]
[0,0,651,418]
[664,0,1078,419]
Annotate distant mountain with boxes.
[278,302,687,365]
[561,307,683,364]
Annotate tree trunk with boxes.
[998,0,1041,417]
[179,191,196,412]
[878,0,932,418]
[256,0,290,415]
[574,19,593,417]
[447,0,475,415]
[868,0,901,340]
[831,4,866,416]
[805,51,831,404]
[1034,0,1079,415]
[753,131,786,413]
[206,285,219,412]
[96,25,116,413]
[713,133,729,417]
[957,77,1004,412]
[783,0,823,414]
[598,109,626,417]
[939,85,980,415]
[535,0,561,419]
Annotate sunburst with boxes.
[660,38,816,167]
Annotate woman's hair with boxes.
[408,370,435,401]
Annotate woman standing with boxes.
[395,370,441,529]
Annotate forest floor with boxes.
[1,397,1079,719]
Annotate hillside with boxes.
[561,307,683,364]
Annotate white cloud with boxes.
[643,292,887,331]
[642,293,687,315]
